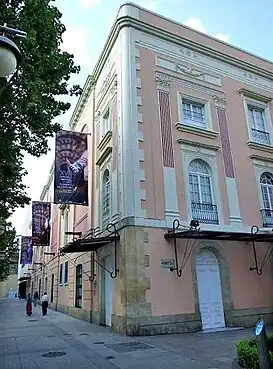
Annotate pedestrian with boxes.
[33,291,38,307]
[41,292,50,316]
[26,293,32,316]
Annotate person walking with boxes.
[33,291,38,307]
[41,292,50,316]
[26,293,32,316]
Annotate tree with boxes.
[0,0,82,221]
[0,223,17,282]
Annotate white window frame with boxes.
[243,96,272,146]
[188,159,219,224]
[59,263,63,286]
[101,169,111,227]
[64,261,69,285]
[101,106,111,139]
[178,93,213,130]
[188,161,215,205]
[180,144,223,227]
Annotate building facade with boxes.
[30,3,273,335]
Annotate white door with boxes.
[104,256,113,327]
[196,250,225,330]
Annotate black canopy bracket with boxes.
[106,223,119,279]
[90,251,96,282]
[249,226,263,276]
[169,219,182,277]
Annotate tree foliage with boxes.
[0,0,82,221]
[0,223,17,282]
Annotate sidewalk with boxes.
[0,298,254,369]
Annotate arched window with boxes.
[188,159,218,224]
[260,172,273,210]
[102,169,110,226]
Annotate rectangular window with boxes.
[64,261,69,284]
[59,263,63,285]
[182,99,206,128]
[75,264,82,308]
[247,105,270,145]
[101,108,110,137]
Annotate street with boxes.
[0,298,254,369]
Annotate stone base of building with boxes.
[48,304,273,336]
[112,313,201,336]
[226,307,273,328]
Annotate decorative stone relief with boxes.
[94,111,101,122]
[244,71,258,81]
[179,47,198,58]
[213,95,227,108]
[109,80,117,94]
[175,63,204,77]
[155,71,226,102]
[155,75,171,91]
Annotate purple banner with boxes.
[54,130,88,206]
[32,201,51,246]
[20,236,33,266]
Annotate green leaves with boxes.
[236,336,273,369]
[0,223,17,282]
[0,0,82,220]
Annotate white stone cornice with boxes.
[155,71,226,103]
[238,88,272,103]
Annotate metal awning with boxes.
[165,219,273,278]
[165,229,273,242]
[60,234,120,254]
[18,277,30,283]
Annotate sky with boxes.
[11,0,273,234]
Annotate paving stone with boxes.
[0,298,265,369]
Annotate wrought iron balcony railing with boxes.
[251,128,270,145]
[260,209,273,228]
[191,202,219,225]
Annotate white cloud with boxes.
[184,17,230,43]
[78,0,101,9]
[184,17,206,33]
[62,24,91,68]
[215,33,230,43]
[137,0,157,11]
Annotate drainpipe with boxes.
[55,252,60,311]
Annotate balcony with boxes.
[191,202,219,225]
[260,209,273,228]
[251,128,270,146]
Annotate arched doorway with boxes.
[196,250,225,330]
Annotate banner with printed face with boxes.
[54,130,88,206]
[20,236,33,266]
[32,201,51,246]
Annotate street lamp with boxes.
[0,35,21,77]
[0,24,27,94]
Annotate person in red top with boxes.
[26,293,32,316]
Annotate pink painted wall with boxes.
[145,228,273,315]
[146,228,195,316]
[222,77,273,227]
[138,47,165,219]
[138,46,231,224]
[138,8,273,73]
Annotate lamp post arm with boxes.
[0,24,27,38]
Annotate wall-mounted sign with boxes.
[160,259,175,269]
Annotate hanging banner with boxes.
[20,236,33,266]
[54,130,88,206]
[32,201,51,246]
